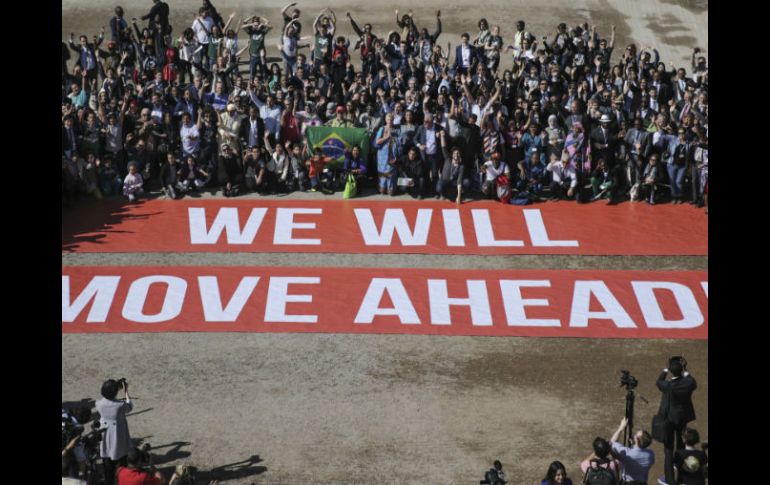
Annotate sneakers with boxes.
[128,194,136,203]
[309,187,318,192]
[657,478,670,485]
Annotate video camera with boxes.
[619,370,638,390]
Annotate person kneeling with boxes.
[546,153,578,200]
[305,147,334,194]
[122,164,145,203]
[178,156,209,192]
[217,143,244,197]
[437,146,470,204]
[159,153,185,199]
[481,152,511,201]
[116,447,165,485]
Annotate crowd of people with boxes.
[62,0,708,211]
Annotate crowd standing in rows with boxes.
[62,0,708,212]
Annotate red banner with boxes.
[62,267,708,339]
[62,199,708,255]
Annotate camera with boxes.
[115,378,128,390]
[619,370,638,390]
[668,356,687,371]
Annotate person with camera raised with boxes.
[609,416,655,485]
[96,379,134,485]
[654,357,697,485]
[117,446,166,485]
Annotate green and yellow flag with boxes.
[305,126,370,168]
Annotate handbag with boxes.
[651,413,673,444]
[342,173,357,199]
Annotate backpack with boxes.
[484,468,505,485]
[583,459,617,485]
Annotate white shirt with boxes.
[483,160,509,180]
[249,91,283,136]
[193,16,214,44]
[461,45,471,68]
[248,118,259,147]
[424,126,437,155]
[547,162,577,188]
[180,122,200,155]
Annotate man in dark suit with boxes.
[624,117,650,200]
[656,357,697,485]
[590,114,616,167]
[453,33,482,75]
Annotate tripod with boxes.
[622,387,648,446]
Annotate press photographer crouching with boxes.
[62,406,105,483]
[652,357,697,485]
[117,445,166,485]
[96,378,134,485]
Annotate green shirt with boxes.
[247,26,267,56]
[314,33,332,61]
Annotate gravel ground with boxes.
[62,1,708,483]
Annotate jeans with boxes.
[249,54,264,80]
[282,52,297,75]
[667,163,686,198]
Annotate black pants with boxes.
[663,424,685,484]
[101,456,127,485]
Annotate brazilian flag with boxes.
[305,126,370,168]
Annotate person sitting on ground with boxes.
[343,145,367,185]
[516,149,546,197]
[640,153,662,205]
[122,164,145,203]
[178,155,209,193]
[287,142,308,191]
[159,152,185,199]
[217,143,243,197]
[97,156,123,197]
[437,146,469,204]
[590,157,621,204]
[546,153,578,200]
[580,436,621,485]
[397,145,427,199]
[674,428,707,485]
[609,416,655,485]
[305,146,334,193]
[540,461,573,485]
[116,447,165,485]
[481,459,507,484]
[481,151,510,200]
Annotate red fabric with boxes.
[62,199,708,255]
[116,467,162,485]
[62,266,708,339]
[280,112,300,143]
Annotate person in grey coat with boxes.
[95,379,133,485]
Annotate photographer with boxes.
[117,446,166,485]
[480,459,506,485]
[62,408,88,479]
[609,416,655,485]
[654,357,697,485]
[96,379,134,485]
